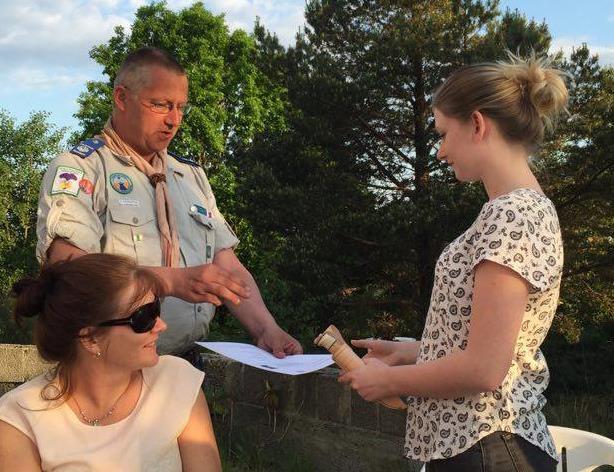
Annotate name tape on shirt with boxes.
[119,198,141,207]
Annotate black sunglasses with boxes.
[98,298,161,333]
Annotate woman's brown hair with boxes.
[433,53,569,152]
[11,253,162,401]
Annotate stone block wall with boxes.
[0,343,52,396]
[202,353,422,471]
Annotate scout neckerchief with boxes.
[100,118,180,267]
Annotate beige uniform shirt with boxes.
[36,138,239,354]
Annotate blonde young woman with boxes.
[0,254,221,471]
[339,55,568,471]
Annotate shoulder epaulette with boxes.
[70,138,105,159]
[168,151,200,167]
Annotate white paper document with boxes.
[196,341,334,375]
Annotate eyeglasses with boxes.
[98,298,161,333]
[121,85,191,116]
[142,99,192,116]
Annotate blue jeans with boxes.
[425,431,558,472]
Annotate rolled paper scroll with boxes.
[314,325,407,410]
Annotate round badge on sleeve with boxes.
[109,173,134,194]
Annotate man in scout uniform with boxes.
[36,47,302,358]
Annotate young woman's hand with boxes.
[351,339,420,366]
[338,358,393,401]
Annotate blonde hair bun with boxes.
[433,52,570,151]
[500,53,569,131]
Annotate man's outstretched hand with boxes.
[255,323,303,358]
[163,264,251,306]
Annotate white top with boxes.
[0,355,204,471]
[404,189,562,461]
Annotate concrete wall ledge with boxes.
[0,343,53,396]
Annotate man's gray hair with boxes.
[114,47,186,91]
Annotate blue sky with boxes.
[0,0,612,135]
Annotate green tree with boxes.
[236,1,613,379]
[536,46,614,394]
[236,2,555,332]
[0,111,65,343]
[294,2,564,318]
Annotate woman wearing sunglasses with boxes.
[0,254,222,471]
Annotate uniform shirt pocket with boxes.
[187,207,216,264]
[108,204,159,265]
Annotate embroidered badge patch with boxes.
[109,173,133,194]
[51,166,85,196]
[78,178,94,195]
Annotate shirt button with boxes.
[132,217,139,224]
[56,199,65,207]
[197,306,202,313]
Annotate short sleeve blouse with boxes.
[404,188,563,462]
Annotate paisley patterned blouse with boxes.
[404,188,562,462]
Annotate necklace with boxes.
[73,374,134,426]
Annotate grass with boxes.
[214,393,613,471]
[218,430,315,472]
[544,393,614,439]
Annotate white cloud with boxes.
[202,0,305,45]
[0,1,131,70]
[0,0,304,76]
[550,36,614,65]
[551,36,589,56]
[166,0,203,9]
[591,45,614,65]
[0,0,306,103]
[90,0,122,7]
[0,66,94,92]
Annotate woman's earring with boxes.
[95,351,102,359]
